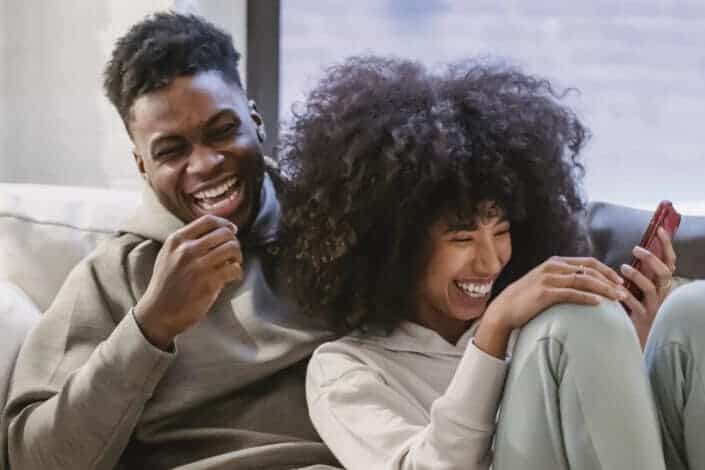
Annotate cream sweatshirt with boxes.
[307,320,511,470]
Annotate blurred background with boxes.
[1,0,703,213]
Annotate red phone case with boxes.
[622,201,681,310]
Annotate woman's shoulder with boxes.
[311,329,386,363]
[307,321,439,387]
[307,328,396,385]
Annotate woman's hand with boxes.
[620,227,677,348]
[474,256,626,358]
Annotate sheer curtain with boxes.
[280,0,705,214]
[0,0,246,190]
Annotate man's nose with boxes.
[187,144,224,175]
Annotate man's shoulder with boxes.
[60,232,158,306]
[85,231,155,268]
[34,230,160,330]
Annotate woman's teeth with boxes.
[455,281,492,298]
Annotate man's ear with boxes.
[248,99,266,143]
[133,150,148,181]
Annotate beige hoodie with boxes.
[1,174,339,470]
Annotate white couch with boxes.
[1,183,704,415]
[0,183,139,409]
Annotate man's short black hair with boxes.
[103,12,243,130]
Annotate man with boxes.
[2,12,338,470]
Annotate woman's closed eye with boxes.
[450,228,510,243]
[450,232,476,243]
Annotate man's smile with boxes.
[189,175,245,216]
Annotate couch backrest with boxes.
[587,201,705,280]
[0,183,140,311]
[2,183,704,313]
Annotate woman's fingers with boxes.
[630,245,672,293]
[620,288,648,318]
[555,256,624,286]
[657,226,677,273]
[545,272,624,301]
[546,287,603,306]
[621,262,655,293]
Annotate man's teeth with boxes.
[455,281,492,298]
[194,178,238,200]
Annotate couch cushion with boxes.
[0,183,139,311]
[587,201,705,279]
[0,281,41,411]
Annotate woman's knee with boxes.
[509,300,646,389]
[527,300,634,340]
[648,280,705,349]
[521,300,637,349]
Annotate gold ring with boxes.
[659,278,673,290]
[576,265,586,276]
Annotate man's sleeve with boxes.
[2,252,174,470]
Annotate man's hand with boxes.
[134,215,243,349]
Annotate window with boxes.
[280,1,705,214]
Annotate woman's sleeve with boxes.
[306,341,509,470]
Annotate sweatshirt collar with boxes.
[350,320,480,356]
[120,173,280,247]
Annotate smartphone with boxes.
[621,201,681,313]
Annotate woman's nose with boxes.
[473,235,503,275]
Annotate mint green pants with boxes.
[493,300,666,469]
[645,280,705,470]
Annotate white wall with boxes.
[0,0,247,189]
[175,0,247,88]
[0,0,6,182]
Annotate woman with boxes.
[280,56,675,469]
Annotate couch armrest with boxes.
[587,201,705,279]
[0,281,41,412]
